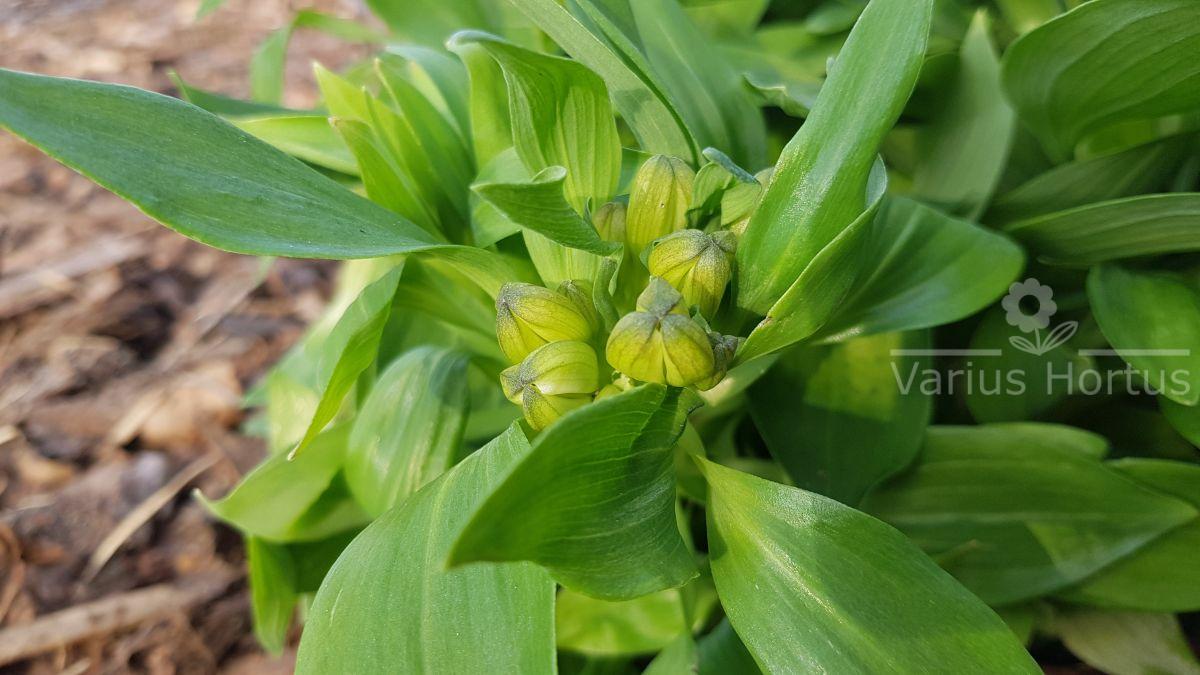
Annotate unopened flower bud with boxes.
[695,332,741,391]
[606,279,715,387]
[648,230,735,318]
[500,340,600,430]
[626,155,694,258]
[595,374,634,401]
[557,280,601,335]
[495,282,593,364]
[592,201,627,243]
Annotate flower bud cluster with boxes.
[494,153,746,431]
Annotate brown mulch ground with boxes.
[0,1,373,671]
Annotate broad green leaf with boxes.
[474,167,621,255]
[736,162,887,362]
[748,331,931,506]
[296,425,555,674]
[694,619,759,675]
[381,47,470,139]
[863,424,1197,605]
[556,584,715,656]
[292,264,404,456]
[293,10,386,44]
[1052,609,1200,675]
[375,56,474,227]
[470,148,527,246]
[813,195,1024,342]
[735,0,933,314]
[1059,459,1200,612]
[504,0,696,160]
[232,115,357,175]
[246,537,297,654]
[331,118,440,235]
[451,385,699,600]
[345,346,470,517]
[700,459,1040,673]
[964,305,1090,423]
[199,426,366,542]
[1088,265,1200,406]
[1160,396,1200,448]
[628,0,767,168]
[986,138,1187,224]
[457,32,621,212]
[1004,194,1200,265]
[316,64,473,243]
[911,11,1014,218]
[447,37,512,167]
[0,69,450,259]
[1002,0,1200,161]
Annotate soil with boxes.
[0,1,373,671]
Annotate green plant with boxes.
[3,0,1200,671]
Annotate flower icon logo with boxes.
[1001,278,1076,356]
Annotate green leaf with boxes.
[699,459,1040,673]
[628,0,767,168]
[1002,0,1200,161]
[910,11,1014,218]
[250,26,292,105]
[170,72,301,117]
[366,0,501,45]
[246,537,297,654]
[455,32,622,212]
[694,619,759,675]
[503,0,696,160]
[1088,264,1200,406]
[292,264,404,456]
[736,162,887,362]
[1052,609,1200,675]
[296,425,556,674]
[863,424,1197,605]
[748,331,931,506]
[198,425,365,542]
[231,115,357,175]
[643,635,698,675]
[813,195,1024,342]
[963,305,1090,423]
[447,38,512,167]
[331,118,440,235]
[345,346,470,517]
[735,0,933,314]
[450,385,699,600]
[1160,396,1200,448]
[1004,194,1200,265]
[985,138,1187,224]
[993,0,1059,34]
[556,584,715,656]
[0,69,476,260]
[1059,459,1200,612]
[474,167,621,255]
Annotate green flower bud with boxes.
[522,389,591,431]
[495,282,593,364]
[592,201,627,243]
[595,374,634,401]
[695,332,741,391]
[606,278,715,387]
[556,279,601,335]
[647,230,735,318]
[500,340,600,430]
[626,155,694,258]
